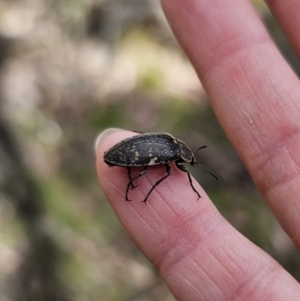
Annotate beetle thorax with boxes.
[177,140,194,163]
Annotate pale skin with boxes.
[96,0,300,300]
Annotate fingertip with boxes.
[95,129,139,184]
[94,128,123,156]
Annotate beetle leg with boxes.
[176,163,201,199]
[126,166,147,201]
[127,167,137,190]
[142,164,171,204]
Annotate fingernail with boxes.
[94,128,121,155]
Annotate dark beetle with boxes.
[104,132,217,203]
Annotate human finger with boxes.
[265,0,300,56]
[162,0,300,249]
[96,129,300,301]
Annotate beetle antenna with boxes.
[194,162,218,180]
[193,145,207,153]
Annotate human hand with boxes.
[96,0,300,300]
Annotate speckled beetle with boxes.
[104,132,218,203]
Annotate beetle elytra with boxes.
[104,132,217,203]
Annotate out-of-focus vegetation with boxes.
[0,0,299,300]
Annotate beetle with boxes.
[103,132,218,203]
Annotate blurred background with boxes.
[0,0,299,300]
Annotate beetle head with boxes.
[177,140,194,163]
